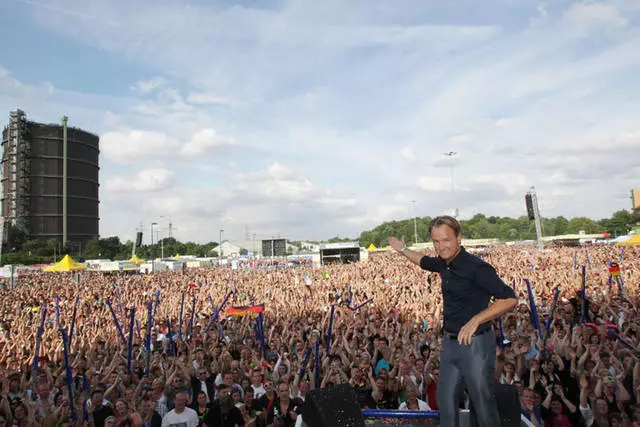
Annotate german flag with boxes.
[226,304,265,317]
[609,263,621,277]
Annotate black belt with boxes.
[443,327,490,340]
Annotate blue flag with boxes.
[524,279,541,334]
[541,288,560,360]
[581,266,587,324]
[498,317,505,350]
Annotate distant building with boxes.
[1,109,99,246]
[216,239,300,258]
[633,189,640,219]
[218,240,260,257]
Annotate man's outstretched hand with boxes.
[388,236,406,252]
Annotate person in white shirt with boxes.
[499,361,520,385]
[250,371,266,400]
[161,392,198,427]
[399,384,431,411]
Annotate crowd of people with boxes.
[0,243,637,426]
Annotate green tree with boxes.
[99,236,122,260]
[83,237,102,259]
[554,216,569,235]
[604,210,633,236]
[567,217,603,234]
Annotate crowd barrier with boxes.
[361,409,533,427]
[297,408,534,427]
[362,409,441,426]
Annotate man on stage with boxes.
[389,216,517,427]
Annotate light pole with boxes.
[444,151,458,217]
[151,222,157,245]
[412,200,418,244]
[155,230,164,259]
[219,229,224,265]
[253,233,256,257]
[150,222,157,273]
[158,216,166,259]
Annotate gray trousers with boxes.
[437,329,501,427]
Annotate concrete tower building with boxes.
[1,109,99,247]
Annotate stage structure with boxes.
[319,242,361,265]
[262,238,287,257]
[525,187,543,250]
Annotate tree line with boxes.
[357,210,635,247]
[1,230,220,266]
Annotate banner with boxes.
[227,304,265,317]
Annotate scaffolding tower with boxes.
[3,109,31,232]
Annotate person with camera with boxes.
[264,382,302,427]
[204,385,244,427]
[540,381,581,426]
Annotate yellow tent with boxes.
[367,243,377,251]
[44,255,86,272]
[129,254,143,264]
[618,232,640,246]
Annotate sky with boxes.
[0,0,639,244]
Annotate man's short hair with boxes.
[429,216,462,236]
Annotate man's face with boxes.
[405,386,417,400]
[174,394,187,411]
[232,368,241,381]
[252,372,262,384]
[92,392,104,406]
[278,384,289,399]
[596,399,608,414]
[533,392,542,407]
[431,225,461,262]
[38,382,50,397]
[224,374,233,386]
[521,390,534,411]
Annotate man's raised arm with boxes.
[388,236,425,267]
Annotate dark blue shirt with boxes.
[420,247,516,334]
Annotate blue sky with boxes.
[1,0,639,243]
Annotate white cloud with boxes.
[101,161,360,241]
[417,177,452,193]
[101,129,180,163]
[563,3,628,34]
[447,133,476,145]
[130,77,168,93]
[186,92,232,105]
[180,128,235,158]
[400,146,415,162]
[101,127,235,163]
[104,168,175,193]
